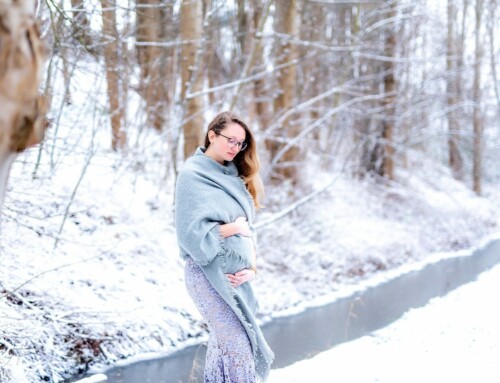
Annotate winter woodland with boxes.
[0,0,499,382]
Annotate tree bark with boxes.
[136,0,166,130]
[180,0,204,159]
[380,1,397,181]
[0,0,48,209]
[237,0,249,68]
[487,0,500,107]
[101,0,126,151]
[299,1,324,143]
[270,0,302,182]
[252,1,272,132]
[447,0,463,180]
[230,0,272,112]
[70,0,92,48]
[357,3,387,178]
[472,0,483,195]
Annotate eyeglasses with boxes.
[216,133,248,151]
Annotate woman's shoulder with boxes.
[177,156,212,189]
[178,154,203,175]
[177,163,197,186]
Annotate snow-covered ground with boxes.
[268,261,500,383]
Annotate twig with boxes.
[269,91,395,169]
[186,52,318,100]
[229,0,273,109]
[0,245,119,297]
[255,177,338,229]
[53,150,93,249]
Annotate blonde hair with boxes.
[205,111,264,209]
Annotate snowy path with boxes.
[268,263,500,383]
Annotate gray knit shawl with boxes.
[175,147,274,381]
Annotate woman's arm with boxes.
[219,216,251,238]
[222,217,256,287]
[225,225,258,288]
[227,268,256,287]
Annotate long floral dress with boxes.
[185,257,256,383]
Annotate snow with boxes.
[1,55,500,382]
[72,375,107,383]
[268,261,500,383]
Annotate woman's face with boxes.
[206,122,246,164]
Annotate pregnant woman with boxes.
[175,111,274,382]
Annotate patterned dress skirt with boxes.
[185,257,256,383]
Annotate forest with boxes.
[0,0,499,382]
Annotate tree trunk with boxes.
[487,0,500,107]
[351,3,367,177]
[299,1,324,143]
[70,0,92,48]
[230,0,272,113]
[457,0,469,103]
[180,0,204,159]
[136,0,166,130]
[161,1,176,100]
[0,0,48,209]
[252,1,271,132]
[357,3,388,178]
[472,0,483,195]
[101,0,127,151]
[237,0,249,69]
[447,0,463,180]
[380,2,397,181]
[271,0,302,182]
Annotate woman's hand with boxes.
[234,216,251,237]
[226,269,256,288]
[219,216,251,238]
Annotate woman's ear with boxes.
[208,130,216,143]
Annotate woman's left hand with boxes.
[226,269,256,288]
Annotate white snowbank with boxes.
[72,374,107,383]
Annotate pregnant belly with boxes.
[221,235,254,274]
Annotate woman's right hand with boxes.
[234,216,251,237]
[219,216,251,238]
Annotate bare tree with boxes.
[136,0,166,130]
[298,0,326,142]
[486,0,499,107]
[100,0,127,151]
[270,0,302,182]
[447,0,463,180]
[472,0,484,195]
[380,1,397,180]
[357,3,388,177]
[180,0,204,158]
[160,1,177,100]
[252,0,273,132]
[230,0,272,120]
[202,0,225,108]
[0,0,48,209]
[70,0,92,48]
